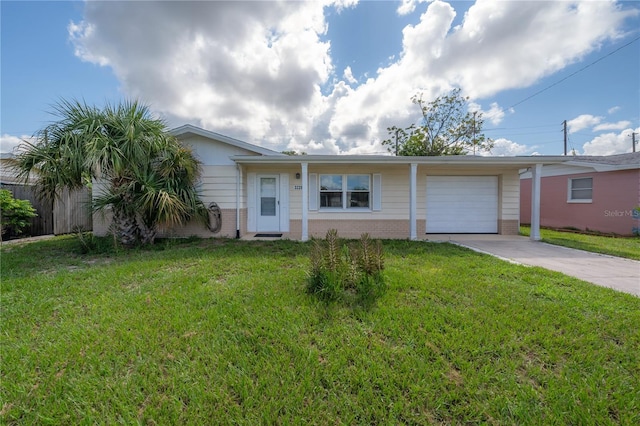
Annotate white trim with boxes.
[318,208,372,213]
[567,176,593,203]
[232,154,569,166]
[318,173,372,210]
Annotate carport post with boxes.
[301,162,309,241]
[409,163,417,240]
[530,163,542,241]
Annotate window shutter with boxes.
[372,173,382,211]
[309,173,318,210]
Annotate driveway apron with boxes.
[425,235,640,297]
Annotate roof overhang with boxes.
[231,154,569,168]
[563,160,639,172]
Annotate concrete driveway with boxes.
[424,234,640,297]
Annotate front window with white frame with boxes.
[568,177,592,203]
[320,174,370,209]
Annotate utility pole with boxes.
[632,132,637,153]
[563,120,567,156]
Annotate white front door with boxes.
[257,175,280,231]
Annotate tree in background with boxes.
[12,99,207,246]
[383,88,493,156]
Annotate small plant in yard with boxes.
[71,226,119,254]
[307,229,385,304]
[0,189,37,240]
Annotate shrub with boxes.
[0,189,37,239]
[307,229,386,304]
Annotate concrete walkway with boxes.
[424,234,640,297]
[1,234,56,246]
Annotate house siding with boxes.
[158,208,244,239]
[305,164,411,221]
[198,165,239,210]
[521,169,640,235]
[92,133,252,238]
[288,219,424,240]
[242,164,520,239]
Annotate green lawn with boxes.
[2,237,639,424]
[520,226,640,260]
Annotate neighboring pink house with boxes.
[520,152,640,236]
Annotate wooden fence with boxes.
[53,187,93,234]
[1,184,92,236]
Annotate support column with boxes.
[530,163,542,241]
[410,163,417,240]
[301,162,309,241]
[235,164,241,239]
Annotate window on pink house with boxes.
[568,177,592,203]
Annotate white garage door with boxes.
[426,176,498,233]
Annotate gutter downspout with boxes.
[530,163,542,241]
[236,164,241,239]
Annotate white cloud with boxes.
[69,1,339,150]
[432,0,635,99]
[68,0,637,154]
[567,114,602,133]
[343,66,357,84]
[581,127,638,155]
[607,106,621,115]
[481,138,532,156]
[397,0,427,16]
[593,121,632,132]
[0,134,32,154]
[469,101,505,126]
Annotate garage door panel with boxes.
[426,176,498,233]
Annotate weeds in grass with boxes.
[72,227,121,255]
[308,230,386,305]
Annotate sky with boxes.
[1,0,639,157]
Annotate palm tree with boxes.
[12,99,208,246]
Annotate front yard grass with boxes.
[520,225,640,260]
[2,237,639,424]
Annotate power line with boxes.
[484,123,559,131]
[507,35,640,111]
[484,130,560,136]
[481,34,640,125]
